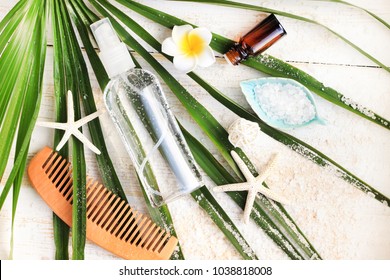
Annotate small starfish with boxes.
[37,90,102,155]
[213,151,289,223]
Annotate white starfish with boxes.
[213,151,289,223]
[37,90,102,155]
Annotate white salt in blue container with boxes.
[240,77,326,130]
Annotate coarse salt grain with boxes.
[255,83,316,125]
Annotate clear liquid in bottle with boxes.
[91,18,203,207]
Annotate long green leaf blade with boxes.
[10,0,48,259]
[92,0,321,259]
[53,0,87,260]
[50,0,71,260]
[95,0,390,256]
[70,0,185,259]
[119,0,390,131]
[0,1,28,56]
[188,72,390,206]
[94,0,242,177]
[182,126,306,259]
[191,187,258,260]
[0,0,26,34]
[175,0,390,73]
[66,0,127,200]
[89,0,258,259]
[114,0,390,207]
[93,0,324,259]
[0,1,42,180]
[0,0,44,206]
[0,0,47,261]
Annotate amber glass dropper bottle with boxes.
[224,14,287,65]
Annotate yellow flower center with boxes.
[179,33,205,56]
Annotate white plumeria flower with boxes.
[162,25,216,73]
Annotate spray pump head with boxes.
[91,18,135,78]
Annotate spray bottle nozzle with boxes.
[91,18,121,50]
[90,18,135,78]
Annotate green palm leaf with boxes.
[51,0,71,259]
[52,0,87,259]
[66,0,126,199]
[1,0,387,260]
[189,74,390,205]
[89,0,321,259]
[11,1,47,259]
[112,0,390,207]
[174,0,390,73]
[0,1,28,69]
[181,124,320,259]
[88,0,259,259]
[50,0,141,259]
[119,0,390,131]
[70,0,185,259]
[0,0,47,259]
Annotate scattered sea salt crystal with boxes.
[255,83,316,125]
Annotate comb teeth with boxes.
[41,151,74,202]
[27,147,178,260]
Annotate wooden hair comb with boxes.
[27,147,178,260]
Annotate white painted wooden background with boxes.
[0,0,389,260]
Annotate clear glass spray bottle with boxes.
[91,18,202,207]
